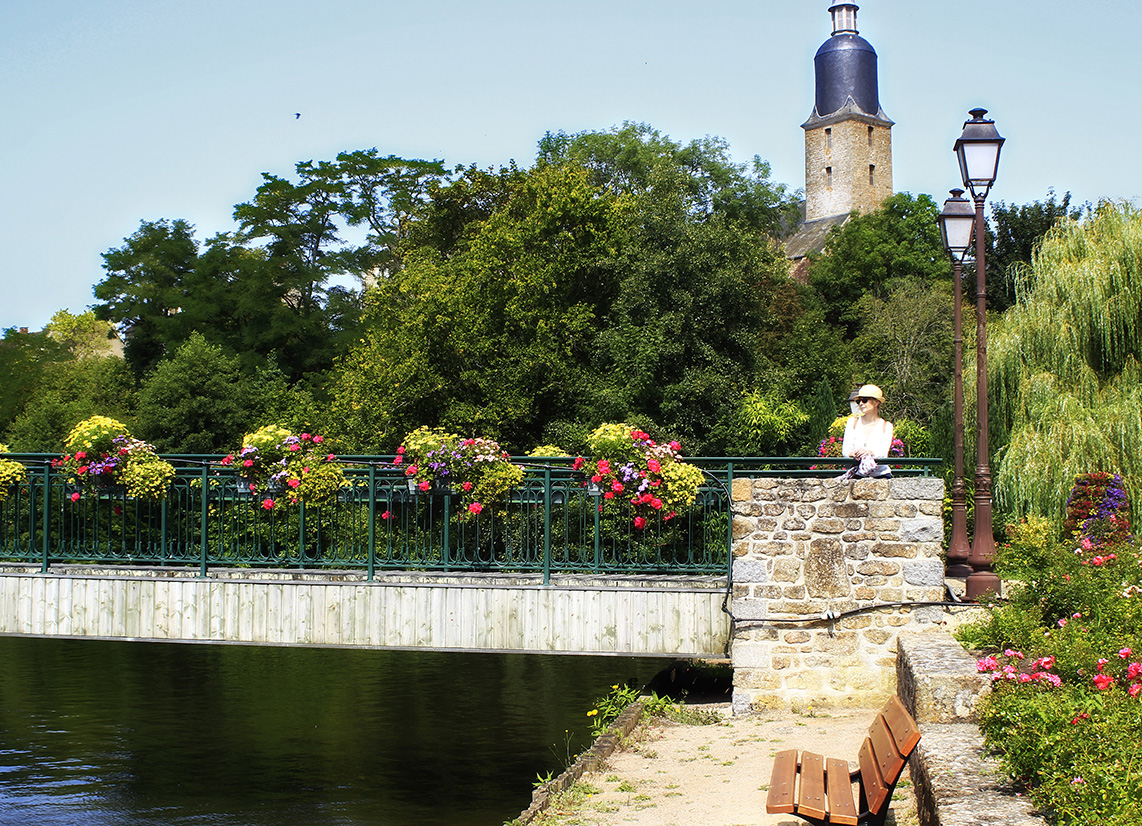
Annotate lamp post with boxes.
[937,189,975,578]
[953,108,1004,600]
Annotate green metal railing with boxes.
[0,455,939,582]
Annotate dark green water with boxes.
[0,637,670,826]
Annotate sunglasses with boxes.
[856,398,876,404]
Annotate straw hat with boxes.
[855,384,884,403]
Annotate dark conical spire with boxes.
[814,3,880,117]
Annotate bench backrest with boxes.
[857,695,922,814]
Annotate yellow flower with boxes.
[587,709,598,717]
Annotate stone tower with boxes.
[802,3,893,221]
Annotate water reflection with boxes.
[0,637,670,826]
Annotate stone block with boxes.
[813,632,858,655]
[805,541,851,599]
[896,633,990,724]
[901,517,944,543]
[783,585,807,599]
[732,667,782,690]
[731,477,753,502]
[868,502,896,518]
[732,558,769,583]
[816,503,835,518]
[834,502,869,518]
[893,502,918,518]
[856,559,900,576]
[732,517,755,540]
[784,630,811,644]
[812,518,846,534]
[772,558,802,582]
[874,542,919,558]
[839,614,872,629]
[782,517,806,531]
[796,504,818,519]
[865,518,901,532]
[730,641,771,668]
[851,479,890,499]
[863,628,892,645]
[772,656,792,669]
[889,477,944,500]
[919,501,943,516]
[755,585,784,599]
[730,597,769,620]
[903,559,946,587]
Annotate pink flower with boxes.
[612,481,623,493]
[243,459,254,468]
[633,516,646,530]
[313,435,324,444]
[1057,618,1067,627]
[1127,662,1142,680]
[393,456,403,465]
[603,491,614,500]
[591,474,602,484]
[70,491,81,502]
[221,455,233,466]
[301,433,310,440]
[381,511,392,520]
[468,502,484,515]
[407,465,419,476]
[1130,683,1142,698]
[75,451,86,460]
[326,454,335,462]
[1119,648,1133,659]
[397,446,405,455]
[419,480,431,492]
[1093,674,1114,690]
[287,478,300,489]
[462,481,473,492]
[289,444,301,452]
[647,459,661,473]
[669,441,681,451]
[596,460,611,475]
[1097,658,1110,672]
[262,499,275,510]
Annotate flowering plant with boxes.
[0,444,27,502]
[395,426,522,514]
[817,415,905,459]
[573,423,704,529]
[54,416,175,500]
[221,426,344,508]
[1063,472,1131,551]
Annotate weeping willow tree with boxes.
[989,202,1142,524]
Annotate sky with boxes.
[2,0,1138,331]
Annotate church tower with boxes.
[802,4,893,221]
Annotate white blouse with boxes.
[841,416,894,459]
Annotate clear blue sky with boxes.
[1,0,1136,331]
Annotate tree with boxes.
[45,309,119,358]
[0,326,67,436]
[989,202,1142,524]
[4,356,136,452]
[807,193,949,330]
[93,218,198,375]
[135,333,247,454]
[985,189,1083,312]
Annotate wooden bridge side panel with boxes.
[0,573,727,655]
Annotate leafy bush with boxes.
[0,443,26,501]
[958,519,1142,822]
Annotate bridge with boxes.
[0,454,938,658]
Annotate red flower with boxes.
[301,433,310,440]
[393,456,403,465]
[75,451,86,460]
[70,491,81,502]
[462,481,473,491]
[262,498,275,510]
[77,466,88,475]
[287,478,300,489]
[419,480,431,492]
[572,456,585,471]
[313,435,324,444]
[289,444,301,452]
[633,516,646,529]
[647,459,660,473]
[468,502,484,515]
[326,454,335,462]
[243,459,254,468]
[1093,674,1114,690]
[596,459,611,475]
[381,510,392,520]
[603,491,614,500]
[612,481,624,493]
[221,455,233,466]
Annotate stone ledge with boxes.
[911,725,1046,826]
[897,632,990,723]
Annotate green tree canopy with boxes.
[990,202,1142,524]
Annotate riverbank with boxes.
[518,702,919,826]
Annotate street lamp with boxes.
[937,189,975,578]
[953,108,1004,600]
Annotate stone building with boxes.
[786,3,894,271]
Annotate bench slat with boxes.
[858,735,891,814]
[797,751,827,820]
[882,695,922,757]
[825,757,859,826]
[766,749,798,814]
[869,713,906,788]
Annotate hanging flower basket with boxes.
[55,417,175,501]
[221,426,345,509]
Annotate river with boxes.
[0,636,670,826]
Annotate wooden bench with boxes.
[765,696,921,826]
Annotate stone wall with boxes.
[729,476,949,710]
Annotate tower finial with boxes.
[829,3,859,36]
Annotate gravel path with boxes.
[526,703,919,826]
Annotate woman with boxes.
[840,384,893,478]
